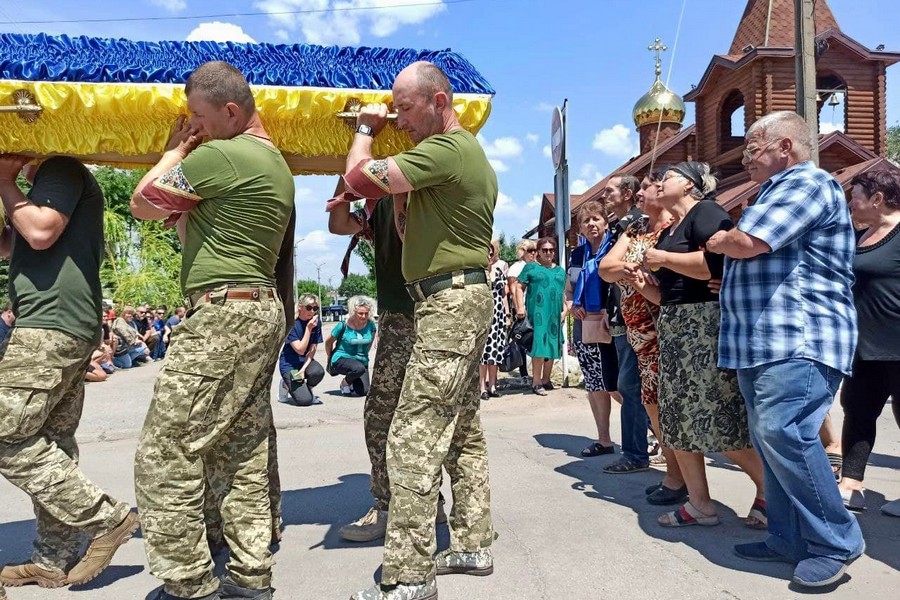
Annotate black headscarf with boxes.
[670,161,717,201]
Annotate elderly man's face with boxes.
[742,131,789,184]
[601,177,629,215]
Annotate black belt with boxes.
[405,268,487,302]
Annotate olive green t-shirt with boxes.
[370,197,415,315]
[180,135,294,294]
[9,156,103,344]
[392,130,497,282]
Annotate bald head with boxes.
[396,61,453,102]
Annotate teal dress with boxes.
[518,262,566,359]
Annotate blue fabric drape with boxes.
[573,233,613,313]
[0,32,495,93]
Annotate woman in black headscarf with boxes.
[628,161,765,529]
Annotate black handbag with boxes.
[511,316,534,351]
[499,342,524,373]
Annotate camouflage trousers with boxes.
[204,369,283,545]
[365,311,416,511]
[382,285,494,585]
[0,328,131,573]
[134,291,284,598]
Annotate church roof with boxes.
[728,0,838,55]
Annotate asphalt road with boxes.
[0,360,898,600]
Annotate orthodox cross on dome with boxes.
[648,37,668,79]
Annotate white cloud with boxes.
[478,134,523,159]
[526,133,539,144]
[526,194,541,209]
[579,163,596,178]
[151,0,186,11]
[592,124,640,158]
[254,0,446,46]
[187,22,256,43]
[275,29,291,42]
[820,120,844,134]
[542,145,552,158]
[489,159,508,173]
[294,186,316,205]
[494,191,518,215]
[571,179,591,195]
[295,229,333,255]
[535,102,555,112]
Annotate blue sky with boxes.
[5,0,900,284]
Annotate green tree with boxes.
[354,239,376,277]
[497,233,519,264]
[338,273,376,298]
[888,122,900,163]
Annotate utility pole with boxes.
[313,261,326,321]
[795,0,820,164]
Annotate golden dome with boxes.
[632,77,686,129]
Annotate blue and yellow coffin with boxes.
[0,33,495,174]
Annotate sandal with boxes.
[649,453,667,466]
[602,458,649,474]
[827,452,843,482]
[532,385,548,396]
[659,501,720,527]
[745,497,768,529]
[647,484,689,506]
[581,442,615,457]
[542,381,555,391]
[480,391,489,401]
[488,389,500,398]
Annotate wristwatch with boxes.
[356,124,375,137]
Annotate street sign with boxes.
[551,106,565,170]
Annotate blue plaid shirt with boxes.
[719,161,857,374]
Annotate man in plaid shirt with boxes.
[706,111,863,590]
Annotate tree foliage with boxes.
[338,272,376,298]
[354,239,376,277]
[296,278,335,301]
[497,232,519,264]
[94,167,184,308]
[888,122,900,164]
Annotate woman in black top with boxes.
[839,170,900,516]
[630,161,765,529]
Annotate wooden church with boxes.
[528,0,900,238]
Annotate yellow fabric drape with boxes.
[0,81,493,175]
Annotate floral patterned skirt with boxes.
[657,301,752,453]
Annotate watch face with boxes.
[357,125,373,135]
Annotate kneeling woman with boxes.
[327,296,377,396]
[279,294,326,405]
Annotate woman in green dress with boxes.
[513,236,567,395]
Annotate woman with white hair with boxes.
[326,295,377,396]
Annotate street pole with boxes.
[314,261,326,321]
[795,0,820,164]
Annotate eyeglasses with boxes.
[742,138,783,161]
[304,305,319,311]
[525,248,537,254]
[539,248,555,254]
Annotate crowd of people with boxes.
[0,52,896,600]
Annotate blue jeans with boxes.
[737,358,864,561]
[113,345,147,369]
[614,334,649,465]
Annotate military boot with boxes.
[351,581,437,600]
[339,506,388,542]
[0,562,67,588]
[149,589,220,600]
[219,578,272,600]
[66,511,140,585]
[435,548,493,576]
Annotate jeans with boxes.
[737,358,864,561]
[614,334,648,465]
[112,345,147,369]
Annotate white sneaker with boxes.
[339,506,387,542]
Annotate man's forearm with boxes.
[346,134,375,174]
[131,150,185,220]
[715,229,771,259]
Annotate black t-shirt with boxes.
[853,222,900,360]
[655,200,733,305]
[606,206,644,327]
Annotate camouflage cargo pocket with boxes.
[160,354,236,453]
[0,367,63,441]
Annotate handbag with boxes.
[326,322,347,376]
[581,311,611,344]
[511,316,534,351]
[499,342,524,373]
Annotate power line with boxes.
[5,0,472,26]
